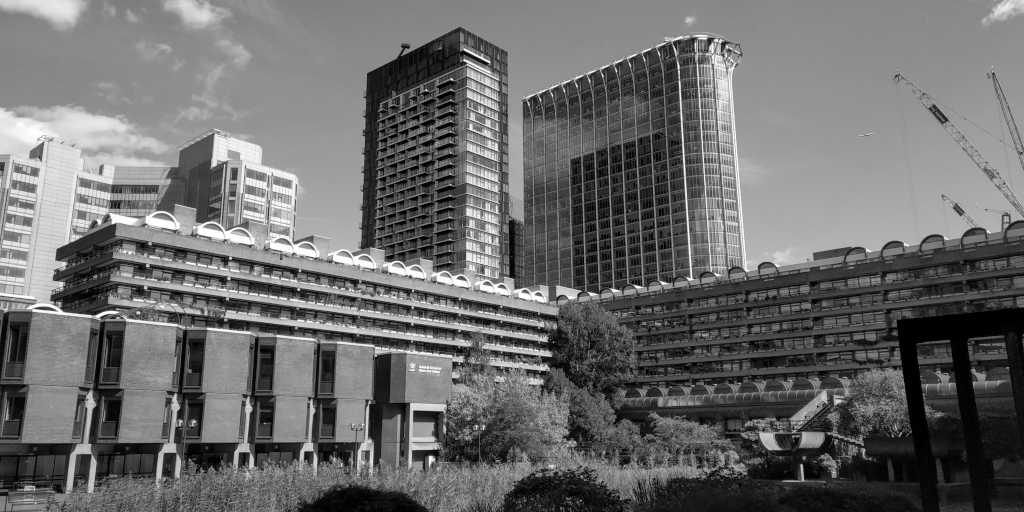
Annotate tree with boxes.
[833,368,943,438]
[644,414,732,465]
[549,302,635,393]
[545,369,618,450]
[445,371,570,462]
[458,332,495,384]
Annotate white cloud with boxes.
[215,38,252,67]
[101,1,116,18]
[93,81,132,105]
[123,8,139,23]
[983,0,1024,24]
[765,247,802,266]
[134,40,174,62]
[162,0,230,30]
[684,16,697,26]
[0,105,169,166]
[0,0,87,30]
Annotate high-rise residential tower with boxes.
[176,130,299,239]
[362,28,510,279]
[522,34,746,290]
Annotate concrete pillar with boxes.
[65,453,78,493]
[794,457,805,482]
[173,451,183,478]
[935,457,945,483]
[82,392,97,441]
[242,398,253,444]
[155,452,164,481]
[86,453,98,493]
[887,457,896,482]
[405,403,414,468]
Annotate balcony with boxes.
[255,423,273,439]
[2,362,24,380]
[99,367,120,384]
[318,422,335,439]
[98,421,118,439]
[1,420,21,439]
[317,381,335,395]
[184,372,202,389]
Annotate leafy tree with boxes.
[545,369,618,450]
[549,302,635,393]
[833,369,943,438]
[459,332,495,384]
[446,371,570,462]
[644,414,732,464]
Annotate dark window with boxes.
[255,399,274,438]
[185,340,204,388]
[73,396,86,438]
[256,345,274,391]
[99,399,121,438]
[1,395,25,438]
[185,400,203,439]
[318,350,335,394]
[4,323,28,379]
[318,404,336,439]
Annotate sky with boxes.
[1,0,1024,269]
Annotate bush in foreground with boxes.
[501,467,626,512]
[298,485,428,512]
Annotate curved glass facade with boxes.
[523,35,745,290]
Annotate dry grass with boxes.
[59,461,702,512]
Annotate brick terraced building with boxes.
[0,305,451,492]
[51,205,557,381]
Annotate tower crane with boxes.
[989,69,1024,176]
[894,73,1024,218]
[941,194,979,228]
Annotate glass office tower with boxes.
[362,28,510,279]
[523,34,746,290]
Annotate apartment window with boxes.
[318,402,336,439]
[73,396,87,439]
[184,400,203,439]
[256,345,274,391]
[255,399,274,439]
[318,350,335,395]
[185,339,204,388]
[1,395,25,438]
[98,398,121,438]
[84,328,98,385]
[101,331,124,383]
[4,323,28,379]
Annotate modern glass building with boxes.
[523,34,746,290]
[362,28,510,280]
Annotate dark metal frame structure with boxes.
[898,309,1024,512]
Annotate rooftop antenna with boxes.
[397,43,410,58]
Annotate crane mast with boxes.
[894,73,1024,218]
[941,194,979,228]
[989,69,1024,175]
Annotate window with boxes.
[101,331,124,383]
[184,400,203,439]
[318,403,336,439]
[256,345,274,391]
[1,395,25,438]
[185,340,204,388]
[318,351,335,394]
[255,399,274,438]
[99,398,121,438]
[73,396,87,438]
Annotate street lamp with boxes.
[471,423,487,462]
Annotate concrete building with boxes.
[0,139,103,300]
[0,305,450,492]
[362,28,510,280]
[574,225,1024,431]
[101,165,182,218]
[523,34,746,290]
[175,130,298,239]
[51,205,557,381]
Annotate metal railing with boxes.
[3,362,24,379]
[1,420,21,438]
[98,421,118,438]
[255,423,273,439]
[318,423,335,439]
[99,367,120,384]
[318,381,334,395]
[184,372,202,388]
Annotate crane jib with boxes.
[928,105,950,125]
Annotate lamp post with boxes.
[350,424,366,470]
[471,423,486,462]
[176,417,199,471]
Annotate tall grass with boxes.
[60,461,702,512]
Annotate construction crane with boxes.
[989,69,1024,176]
[894,73,1024,218]
[941,194,979,228]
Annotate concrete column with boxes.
[155,452,164,482]
[86,453,98,493]
[306,399,316,440]
[173,451,183,478]
[82,392,97,441]
[794,457,805,482]
[935,457,945,484]
[887,457,896,482]
[405,404,414,468]
[231,448,239,468]
[242,398,253,444]
[65,453,78,493]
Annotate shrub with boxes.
[779,487,920,512]
[501,467,626,512]
[298,485,428,512]
[634,478,789,512]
